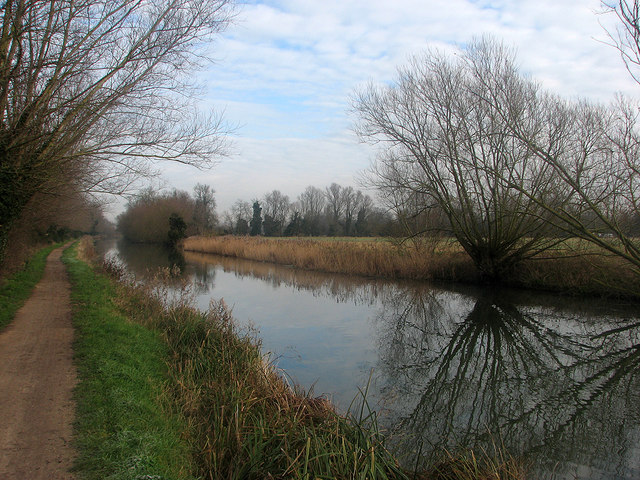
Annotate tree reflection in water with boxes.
[376,290,640,480]
[99,241,640,480]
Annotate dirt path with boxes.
[0,245,77,479]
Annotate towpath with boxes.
[0,245,77,479]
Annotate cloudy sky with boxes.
[137,0,638,218]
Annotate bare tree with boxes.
[224,199,252,234]
[457,35,640,275]
[354,38,564,280]
[324,183,346,227]
[262,189,290,235]
[193,183,217,234]
[297,185,325,235]
[298,186,326,219]
[0,0,234,263]
[343,188,373,236]
[603,1,640,84]
[489,87,640,272]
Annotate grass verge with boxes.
[116,266,410,480]
[0,243,58,332]
[62,243,195,480]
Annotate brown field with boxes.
[182,235,640,299]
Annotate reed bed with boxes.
[183,235,470,281]
[182,235,640,298]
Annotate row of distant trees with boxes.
[219,183,401,237]
[116,181,417,243]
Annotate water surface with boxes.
[101,239,640,479]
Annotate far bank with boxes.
[182,235,640,299]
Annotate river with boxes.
[100,238,640,479]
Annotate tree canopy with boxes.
[0,0,234,265]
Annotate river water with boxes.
[100,239,640,479]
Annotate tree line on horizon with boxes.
[116,182,409,243]
[219,183,402,238]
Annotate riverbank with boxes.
[182,235,640,299]
[63,238,526,479]
[63,241,195,479]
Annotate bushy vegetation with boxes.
[118,184,216,244]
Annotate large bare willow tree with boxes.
[472,4,640,274]
[0,0,234,263]
[354,39,565,280]
[485,84,640,273]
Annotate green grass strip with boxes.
[62,244,194,480]
[0,243,58,332]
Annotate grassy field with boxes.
[0,243,58,332]
[182,235,640,299]
[61,237,526,479]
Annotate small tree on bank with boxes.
[250,201,262,236]
[168,214,188,248]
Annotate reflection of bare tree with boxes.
[188,261,217,296]
[376,290,640,479]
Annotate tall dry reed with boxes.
[183,236,450,281]
[183,235,640,298]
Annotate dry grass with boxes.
[182,235,640,298]
[183,235,457,281]
[507,254,640,298]
[76,235,97,262]
[418,446,529,480]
